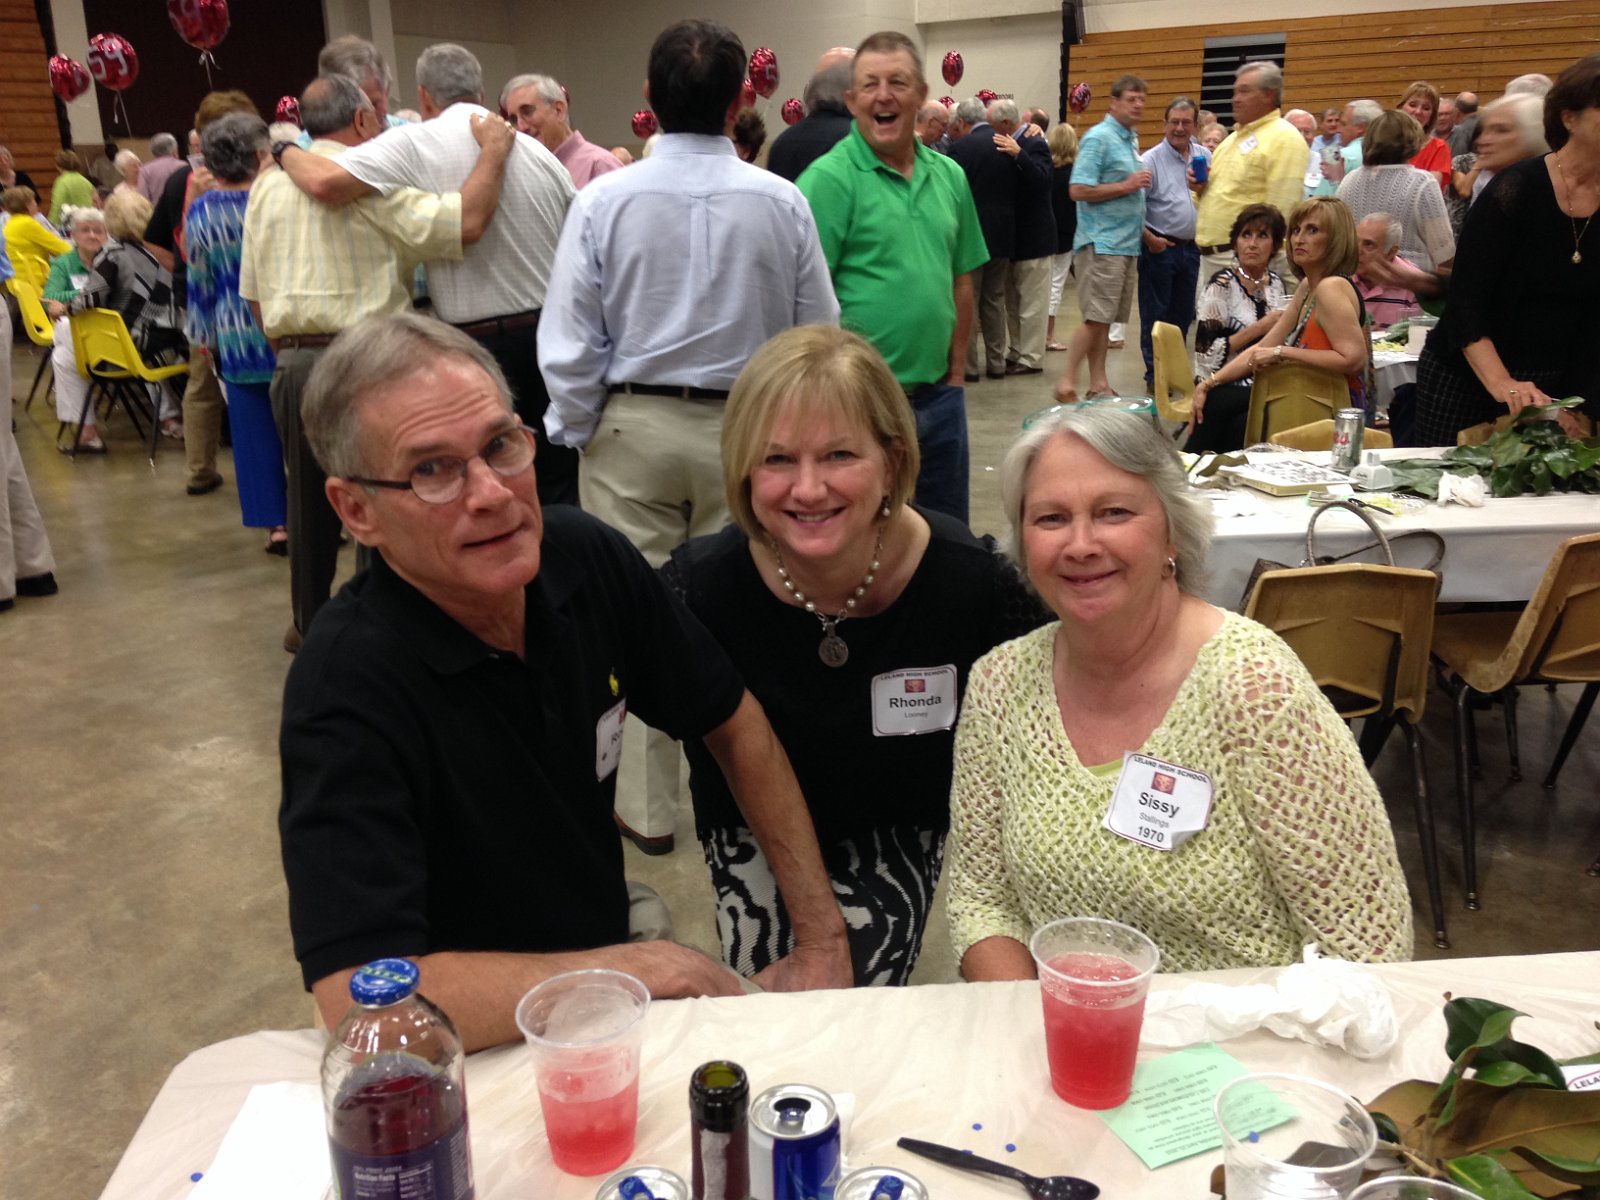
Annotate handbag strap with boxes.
[1304,498,1394,566]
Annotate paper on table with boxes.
[1564,1063,1600,1092]
[1096,1044,1291,1170]
[189,1081,330,1200]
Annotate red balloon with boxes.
[781,98,804,126]
[167,0,229,52]
[87,33,139,92]
[941,51,964,87]
[749,47,779,99]
[49,55,91,104]
[740,78,757,109]
[1069,82,1092,114]
[631,110,658,139]
[275,96,301,126]
[939,96,955,109]
[976,88,998,105]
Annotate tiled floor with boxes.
[4,307,1596,1199]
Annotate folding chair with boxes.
[1149,321,1193,434]
[1269,419,1393,452]
[67,309,187,462]
[6,278,58,410]
[1244,361,1350,445]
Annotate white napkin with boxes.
[189,1081,330,1199]
[1436,473,1488,507]
[1142,946,1399,1060]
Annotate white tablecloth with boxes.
[1205,451,1597,608]
[1372,351,1419,415]
[99,953,1600,1199]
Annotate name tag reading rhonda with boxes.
[871,665,958,737]
[1103,752,1214,851]
[595,698,626,780]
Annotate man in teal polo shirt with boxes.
[1055,73,1150,404]
[797,30,988,523]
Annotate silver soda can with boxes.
[1332,407,1365,472]
[595,1165,690,1200]
[836,1166,930,1200]
[749,1084,841,1200]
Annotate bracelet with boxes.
[1273,345,1284,363]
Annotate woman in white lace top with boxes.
[1337,110,1456,269]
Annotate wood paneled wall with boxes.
[1062,1,1600,150]
[0,0,63,196]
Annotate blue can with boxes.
[749,1084,841,1200]
[1191,152,1209,184]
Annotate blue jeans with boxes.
[1138,240,1200,387]
[910,382,969,525]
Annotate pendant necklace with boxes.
[771,530,884,667]
[1555,154,1594,264]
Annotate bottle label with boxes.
[331,1112,474,1200]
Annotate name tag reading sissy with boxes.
[595,698,626,780]
[1103,752,1214,851]
[871,666,958,737]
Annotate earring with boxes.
[1165,556,1178,577]
[880,499,892,518]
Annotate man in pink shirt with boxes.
[502,74,623,189]
[1354,212,1423,329]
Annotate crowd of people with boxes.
[2,24,1597,1049]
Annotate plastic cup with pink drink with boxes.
[1029,917,1160,1110]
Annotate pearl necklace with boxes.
[771,530,884,667]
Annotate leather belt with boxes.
[1149,231,1197,247]
[454,309,541,337]
[278,333,337,349]
[607,383,730,401]
[905,382,944,405]
[1198,243,1232,255]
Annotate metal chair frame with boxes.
[65,309,187,462]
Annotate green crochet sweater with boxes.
[947,611,1414,971]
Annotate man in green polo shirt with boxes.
[797,30,988,524]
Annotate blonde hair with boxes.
[104,188,153,240]
[1287,196,1358,279]
[1047,122,1078,166]
[721,325,920,540]
[1397,81,1441,133]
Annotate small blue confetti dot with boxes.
[31,904,40,911]
[962,1148,973,1155]
[191,1172,204,1182]
[1247,1131,1260,1144]
[1006,1144,1017,1153]
[972,1122,983,1130]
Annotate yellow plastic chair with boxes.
[1244,361,1350,445]
[1431,533,1600,910]
[67,309,187,461]
[1269,419,1394,452]
[1245,563,1449,947]
[1150,320,1193,430]
[6,277,58,409]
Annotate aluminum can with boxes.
[595,1165,690,1200]
[749,1084,841,1200]
[1191,151,1209,184]
[1332,407,1365,472]
[835,1166,930,1200]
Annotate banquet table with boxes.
[1204,450,1597,609]
[1371,349,1419,417]
[100,952,1600,1199]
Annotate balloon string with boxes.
[113,93,127,130]
[199,49,219,88]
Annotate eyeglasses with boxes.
[348,424,536,504]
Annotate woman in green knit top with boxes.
[946,407,1414,978]
[48,150,95,226]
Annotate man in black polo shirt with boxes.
[280,313,850,1050]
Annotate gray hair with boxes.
[1000,407,1213,597]
[302,313,512,480]
[113,148,141,174]
[954,96,987,126]
[1362,211,1403,253]
[268,121,301,145]
[417,43,483,107]
[1504,73,1553,97]
[150,132,179,158]
[63,206,106,233]
[1482,92,1549,157]
[988,98,1021,126]
[499,72,562,112]
[319,35,392,92]
[1346,99,1383,128]
[202,113,269,184]
[804,59,853,113]
[1238,60,1284,105]
[301,74,373,138]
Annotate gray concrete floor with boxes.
[4,306,1597,1199]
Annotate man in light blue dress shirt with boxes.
[1136,96,1207,390]
[539,18,838,853]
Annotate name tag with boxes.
[871,666,958,737]
[1239,134,1259,155]
[595,698,626,780]
[1102,752,1214,851]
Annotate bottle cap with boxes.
[349,958,420,1006]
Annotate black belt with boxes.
[1149,231,1196,248]
[277,333,337,349]
[1198,243,1232,256]
[454,309,541,337]
[607,383,730,401]
[904,382,944,405]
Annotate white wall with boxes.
[918,13,1062,109]
[48,0,103,146]
[918,0,1509,29]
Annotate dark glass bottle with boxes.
[690,1060,750,1200]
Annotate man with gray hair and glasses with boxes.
[502,73,621,189]
[1193,60,1309,289]
[274,42,579,506]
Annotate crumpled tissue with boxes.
[1436,473,1488,507]
[1141,945,1399,1059]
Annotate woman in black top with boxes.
[1414,56,1600,444]
[1046,123,1078,351]
[664,326,1045,986]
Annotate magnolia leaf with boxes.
[1477,1062,1551,1088]
[1446,1154,1544,1199]
[1544,446,1580,479]
[1413,1081,1600,1194]
[1444,999,1568,1089]
[1506,1145,1600,1184]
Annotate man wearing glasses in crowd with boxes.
[277,314,850,1051]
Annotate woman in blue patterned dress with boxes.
[186,113,287,552]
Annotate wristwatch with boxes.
[271,140,296,167]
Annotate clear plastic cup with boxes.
[516,969,651,1176]
[1028,917,1160,1109]
[1347,1179,1482,1200]
[1214,1072,1378,1200]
